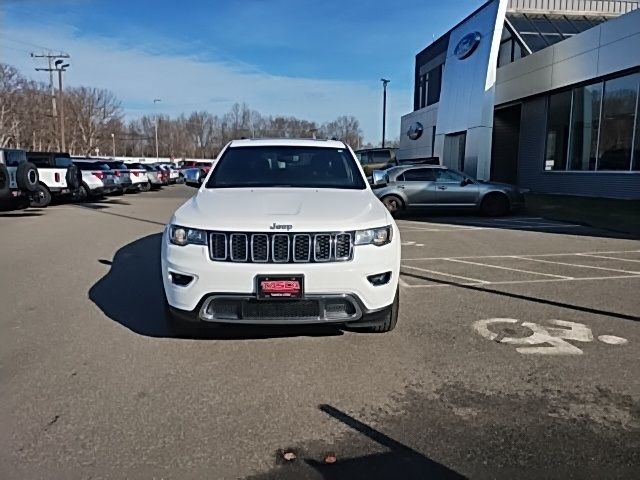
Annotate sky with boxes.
[0,0,484,143]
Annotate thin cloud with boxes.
[1,22,408,143]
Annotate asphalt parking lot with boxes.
[1,186,639,479]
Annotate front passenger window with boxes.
[402,168,437,182]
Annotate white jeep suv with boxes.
[161,139,401,335]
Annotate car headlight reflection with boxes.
[354,226,393,247]
[169,225,208,246]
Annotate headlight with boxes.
[169,225,208,246]
[354,226,393,247]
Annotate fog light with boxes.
[170,272,194,286]
[367,272,391,286]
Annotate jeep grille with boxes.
[209,232,353,263]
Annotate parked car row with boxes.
[0,148,185,209]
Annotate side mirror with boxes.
[461,177,473,186]
[184,168,202,188]
[371,170,389,187]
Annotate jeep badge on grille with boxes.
[270,223,293,231]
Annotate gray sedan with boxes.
[372,165,524,217]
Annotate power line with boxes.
[0,35,67,54]
[32,52,72,151]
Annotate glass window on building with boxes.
[634,105,640,171]
[568,82,602,171]
[545,91,572,171]
[597,74,639,170]
[419,74,427,109]
[426,65,442,107]
[498,41,512,68]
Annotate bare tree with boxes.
[66,86,123,154]
[1,62,368,158]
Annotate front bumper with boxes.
[161,228,401,324]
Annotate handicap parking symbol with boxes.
[473,318,628,355]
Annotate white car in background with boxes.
[125,163,151,192]
[73,159,119,200]
[159,164,180,183]
[162,139,401,337]
[0,148,39,206]
[26,152,82,207]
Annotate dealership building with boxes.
[398,0,640,199]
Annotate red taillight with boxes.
[92,171,104,179]
[132,171,139,177]
[54,172,60,182]
[114,170,121,177]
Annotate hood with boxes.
[172,188,390,232]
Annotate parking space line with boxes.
[399,227,485,232]
[399,220,475,229]
[398,276,411,288]
[443,258,573,279]
[492,217,544,221]
[515,256,640,275]
[402,264,490,284]
[403,274,640,289]
[402,250,640,261]
[491,218,581,227]
[578,253,640,263]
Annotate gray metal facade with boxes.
[518,96,640,198]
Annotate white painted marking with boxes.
[474,319,598,355]
[492,218,580,227]
[401,241,425,247]
[578,254,640,263]
[402,264,490,284]
[598,335,629,345]
[399,273,640,288]
[443,258,573,279]
[402,249,640,262]
[493,217,544,221]
[398,277,411,288]
[399,220,475,228]
[399,227,483,233]
[516,256,640,275]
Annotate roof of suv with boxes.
[228,138,346,148]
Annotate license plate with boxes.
[256,275,304,299]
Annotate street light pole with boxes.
[381,78,390,148]
[153,98,161,159]
[56,62,70,152]
[111,133,116,157]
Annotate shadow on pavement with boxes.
[398,210,638,240]
[0,212,43,218]
[400,271,640,322]
[247,404,465,480]
[89,233,343,340]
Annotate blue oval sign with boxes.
[454,32,481,60]
[407,122,424,140]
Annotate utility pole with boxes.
[35,55,70,151]
[111,133,116,157]
[381,78,390,148]
[32,52,70,149]
[153,99,161,159]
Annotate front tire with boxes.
[367,288,399,333]
[139,182,151,192]
[480,193,510,217]
[381,195,404,218]
[76,184,91,202]
[30,184,52,208]
[164,297,200,338]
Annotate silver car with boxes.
[372,165,524,217]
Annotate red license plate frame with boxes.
[256,275,304,299]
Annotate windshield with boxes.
[54,157,73,168]
[206,146,366,189]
